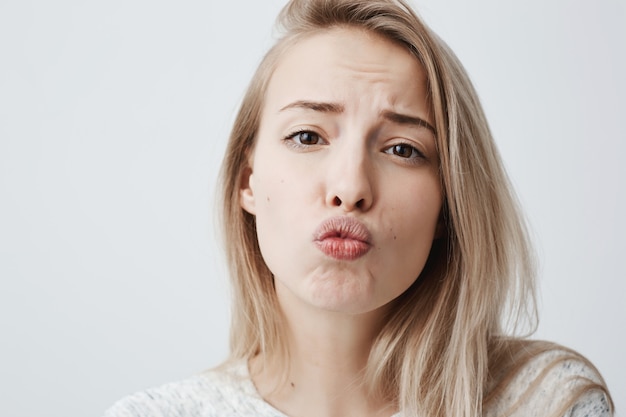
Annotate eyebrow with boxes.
[279,100,436,134]
[380,110,436,134]
[279,100,344,113]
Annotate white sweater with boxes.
[105,349,611,417]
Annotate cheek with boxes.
[253,154,324,214]
[390,175,442,230]
[381,177,442,269]
[254,177,305,213]
[250,167,320,267]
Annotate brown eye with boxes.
[292,131,321,145]
[386,143,422,159]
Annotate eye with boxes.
[289,130,320,145]
[284,130,325,146]
[384,143,424,160]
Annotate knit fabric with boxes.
[105,349,611,417]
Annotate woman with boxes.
[106,0,613,416]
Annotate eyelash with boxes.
[383,142,426,162]
[283,130,427,164]
[283,129,326,149]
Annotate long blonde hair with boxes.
[219,1,612,416]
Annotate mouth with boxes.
[313,216,372,261]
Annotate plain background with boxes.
[0,0,624,416]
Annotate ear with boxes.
[239,165,256,215]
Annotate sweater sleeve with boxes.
[565,390,611,417]
[485,348,613,417]
[102,375,217,417]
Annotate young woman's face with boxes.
[240,28,442,315]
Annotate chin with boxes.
[305,277,385,315]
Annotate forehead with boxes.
[264,27,429,112]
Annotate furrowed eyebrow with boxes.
[279,100,345,113]
[278,101,436,134]
[381,110,436,134]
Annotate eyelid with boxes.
[283,128,328,147]
[382,141,428,163]
[378,124,433,157]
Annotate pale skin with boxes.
[240,28,442,417]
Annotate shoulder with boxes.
[103,360,282,417]
[103,373,216,417]
[485,340,613,417]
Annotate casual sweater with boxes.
[104,349,611,417]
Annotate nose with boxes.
[324,148,374,212]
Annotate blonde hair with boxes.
[219,1,612,416]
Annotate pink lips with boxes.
[313,216,372,261]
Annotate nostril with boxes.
[355,198,365,209]
[333,196,342,206]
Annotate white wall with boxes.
[0,1,623,416]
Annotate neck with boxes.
[250,284,396,417]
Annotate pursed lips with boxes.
[313,216,372,261]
